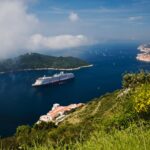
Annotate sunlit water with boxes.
[0,42,150,137]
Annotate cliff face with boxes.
[1,72,150,150]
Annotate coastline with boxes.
[136,44,150,62]
[136,54,150,62]
[0,64,93,74]
[138,45,150,53]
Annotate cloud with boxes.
[0,0,36,4]
[69,12,79,22]
[0,0,93,58]
[27,34,94,50]
[128,16,143,21]
[0,0,39,58]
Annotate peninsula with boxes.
[136,44,150,62]
[0,53,92,73]
[37,103,84,125]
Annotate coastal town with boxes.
[37,103,84,125]
[136,44,150,62]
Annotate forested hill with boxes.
[0,53,90,72]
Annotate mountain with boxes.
[1,71,150,149]
[0,53,91,73]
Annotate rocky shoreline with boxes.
[0,64,93,74]
[136,44,150,62]
[136,53,150,62]
[37,103,84,125]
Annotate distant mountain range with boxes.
[0,53,91,73]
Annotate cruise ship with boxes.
[32,72,75,87]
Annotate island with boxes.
[136,44,150,62]
[0,53,93,73]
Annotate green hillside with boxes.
[0,53,90,73]
[1,71,150,150]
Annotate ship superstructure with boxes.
[32,72,75,87]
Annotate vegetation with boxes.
[132,84,150,114]
[0,53,90,72]
[122,71,150,88]
[1,71,150,150]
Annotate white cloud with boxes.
[128,16,143,21]
[0,0,39,58]
[69,12,79,22]
[0,0,36,4]
[27,34,93,50]
[0,0,93,58]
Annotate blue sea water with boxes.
[0,42,150,137]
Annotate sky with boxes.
[0,0,150,58]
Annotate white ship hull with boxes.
[32,72,75,87]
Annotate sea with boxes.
[0,41,150,137]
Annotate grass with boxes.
[25,124,150,150]
[75,127,150,150]
[1,72,150,150]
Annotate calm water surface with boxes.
[0,42,150,137]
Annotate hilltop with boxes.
[0,53,91,73]
[1,71,150,149]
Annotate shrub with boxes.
[122,71,150,88]
[132,84,150,114]
[16,125,31,136]
[33,122,57,130]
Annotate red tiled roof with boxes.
[47,103,83,120]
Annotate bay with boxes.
[0,42,150,137]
